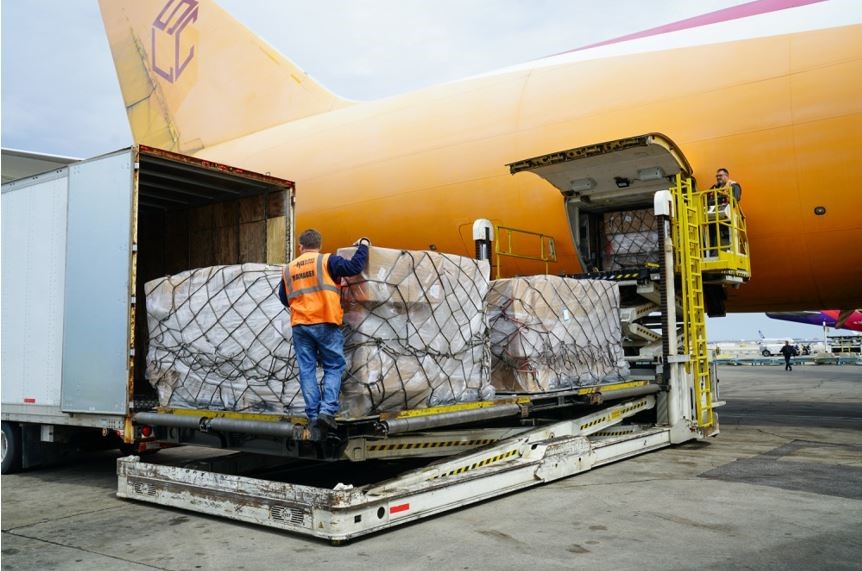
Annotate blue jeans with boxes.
[292,324,346,420]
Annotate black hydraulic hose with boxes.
[657,213,672,384]
[206,417,298,437]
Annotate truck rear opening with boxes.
[132,147,295,410]
[1,145,295,472]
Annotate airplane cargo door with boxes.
[507,133,692,273]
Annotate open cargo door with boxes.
[61,151,136,414]
[508,133,692,273]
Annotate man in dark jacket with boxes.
[277,229,369,432]
[779,340,796,372]
[706,168,743,256]
[710,168,742,203]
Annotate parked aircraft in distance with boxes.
[99,0,862,312]
[767,309,862,333]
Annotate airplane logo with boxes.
[151,0,199,83]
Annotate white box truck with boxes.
[1,145,295,473]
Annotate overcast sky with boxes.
[0,0,841,341]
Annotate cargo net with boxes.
[144,248,494,417]
[487,275,629,393]
[603,208,659,271]
[337,246,494,416]
[145,264,303,414]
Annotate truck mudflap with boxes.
[117,395,682,542]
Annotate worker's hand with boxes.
[353,237,371,248]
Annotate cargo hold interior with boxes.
[133,151,292,401]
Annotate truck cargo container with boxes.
[1,145,295,473]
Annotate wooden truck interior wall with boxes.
[134,153,288,393]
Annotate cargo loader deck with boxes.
[133,378,661,461]
[118,395,667,542]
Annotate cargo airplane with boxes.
[99,0,862,312]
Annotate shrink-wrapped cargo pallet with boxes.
[337,246,494,416]
[145,264,302,413]
[145,247,494,417]
[603,208,659,270]
[487,276,629,393]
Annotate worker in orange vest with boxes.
[278,228,369,432]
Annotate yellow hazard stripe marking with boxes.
[367,438,496,452]
[575,380,648,395]
[431,449,521,479]
[578,400,648,431]
[597,430,636,437]
[158,407,305,424]
[386,397,529,420]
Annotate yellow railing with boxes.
[670,174,714,428]
[693,188,751,278]
[494,225,557,279]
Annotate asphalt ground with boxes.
[2,365,861,570]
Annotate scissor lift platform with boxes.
[118,395,671,542]
[133,379,660,462]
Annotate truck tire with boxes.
[1,422,22,474]
[761,349,771,357]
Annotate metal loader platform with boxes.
[132,379,660,461]
[118,396,666,542]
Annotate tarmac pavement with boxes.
[2,365,860,570]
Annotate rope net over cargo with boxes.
[487,276,629,393]
[337,247,493,416]
[145,248,494,417]
[145,264,301,413]
[602,208,659,271]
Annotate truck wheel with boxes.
[1,422,22,474]
[761,349,771,357]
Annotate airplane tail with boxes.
[99,0,351,154]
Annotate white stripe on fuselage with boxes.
[478,0,862,78]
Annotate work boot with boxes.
[316,413,338,433]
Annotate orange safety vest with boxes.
[283,252,343,326]
[711,179,739,204]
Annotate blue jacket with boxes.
[277,244,368,306]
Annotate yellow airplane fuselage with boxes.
[198,24,861,312]
[99,0,861,313]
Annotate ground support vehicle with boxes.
[1,146,295,473]
[116,134,751,541]
[828,335,862,355]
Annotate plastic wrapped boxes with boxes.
[337,247,494,416]
[487,275,629,393]
[603,208,659,270]
[145,247,494,417]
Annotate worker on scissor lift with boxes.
[704,167,743,258]
[710,167,742,204]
